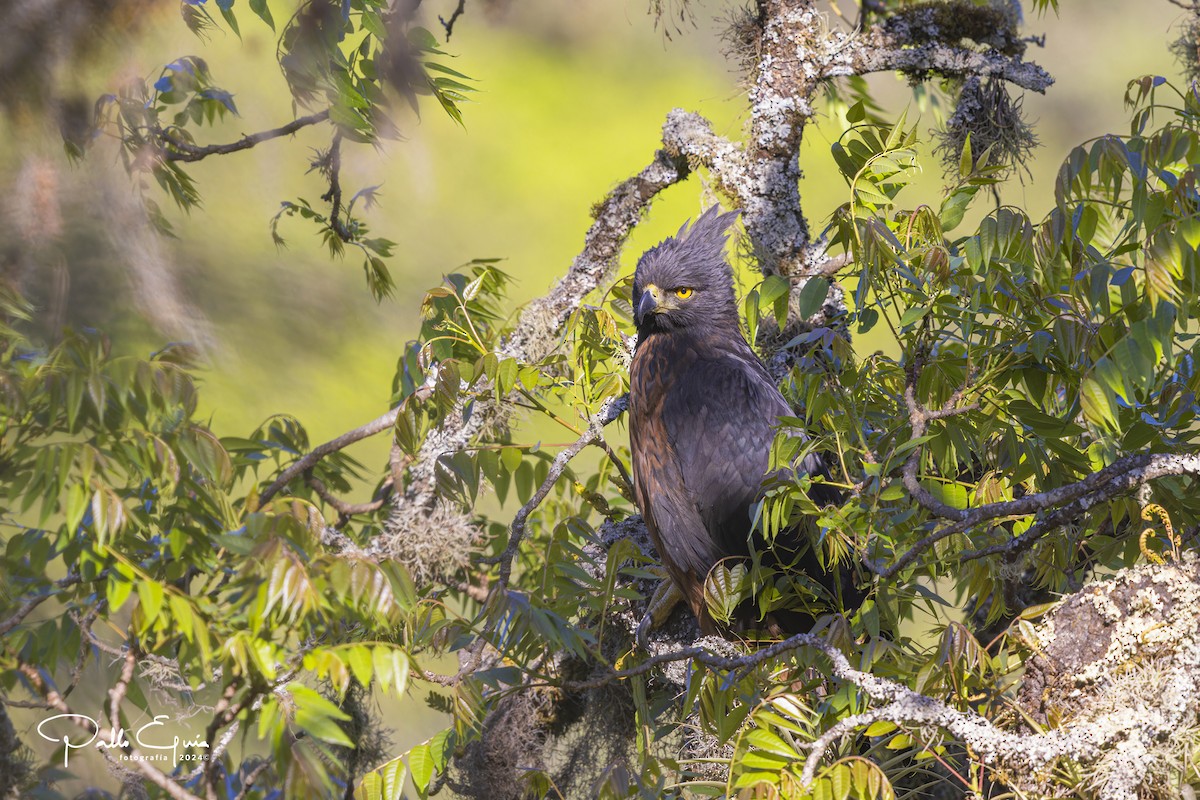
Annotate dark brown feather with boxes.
[628,206,857,636]
[631,328,792,632]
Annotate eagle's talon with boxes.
[636,579,685,650]
[635,612,653,651]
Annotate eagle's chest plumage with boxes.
[629,329,789,628]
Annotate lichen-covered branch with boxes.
[804,558,1200,800]
[740,0,826,277]
[847,27,1053,91]
[655,0,1051,336]
[661,110,749,205]
[556,555,1199,800]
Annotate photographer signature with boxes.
[37,713,210,768]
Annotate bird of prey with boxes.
[628,206,849,636]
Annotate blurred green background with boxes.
[0,0,1186,792]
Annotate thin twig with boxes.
[320,131,352,241]
[232,761,273,800]
[0,572,88,636]
[439,0,467,39]
[161,110,331,163]
[490,395,628,590]
[107,646,138,743]
[307,473,391,527]
[258,408,400,506]
[204,679,242,800]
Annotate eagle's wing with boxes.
[630,340,729,626]
[660,348,790,558]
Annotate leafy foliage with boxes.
[83,0,475,299]
[7,2,1200,800]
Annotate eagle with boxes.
[628,206,851,636]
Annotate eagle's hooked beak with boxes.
[636,284,667,321]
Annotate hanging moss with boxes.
[720,3,765,86]
[934,76,1038,178]
[1170,13,1200,85]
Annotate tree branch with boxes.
[258,407,400,506]
[877,453,1200,579]
[661,110,749,206]
[319,131,353,241]
[519,597,1200,798]
[161,110,331,163]
[845,26,1054,92]
[307,473,391,526]
[203,678,242,800]
[439,0,467,40]
[0,572,88,636]
[231,760,273,800]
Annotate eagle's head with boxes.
[632,206,740,335]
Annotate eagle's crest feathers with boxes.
[633,205,740,333]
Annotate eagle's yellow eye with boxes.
[674,287,694,299]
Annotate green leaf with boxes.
[758,274,790,308]
[168,594,195,641]
[106,573,134,614]
[289,683,353,747]
[346,646,374,687]
[373,646,409,694]
[702,561,749,624]
[897,305,929,328]
[864,720,898,737]
[218,4,241,37]
[829,763,852,800]
[356,758,407,800]
[137,580,165,623]
[428,729,455,772]
[500,445,522,474]
[409,743,434,792]
[249,0,274,29]
[425,62,474,81]
[65,483,88,535]
[360,8,386,39]
[796,278,830,319]
[1080,377,1117,431]
[408,26,440,51]
[180,427,233,486]
[462,275,484,301]
[939,185,977,232]
[496,358,519,396]
[743,728,797,759]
